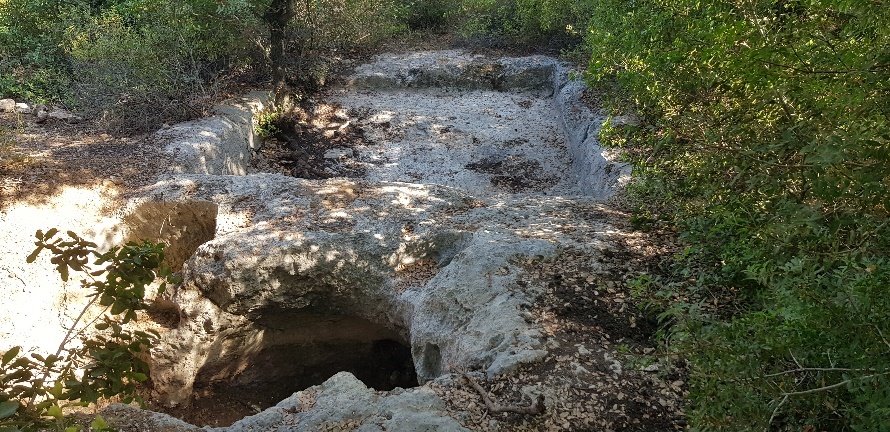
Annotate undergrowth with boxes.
[586,0,890,429]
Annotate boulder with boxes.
[36,107,82,123]
[103,373,469,431]
[0,99,14,113]
[14,103,32,114]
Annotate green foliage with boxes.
[1,0,408,127]
[586,0,890,429]
[66,0,258,130]
[446,0,589,45]
[1,229,174,431]
[0,0,258,129]
[254,109,282,139]
[0,0,81,102]
[278,0,408,92]
[401,0,458,30]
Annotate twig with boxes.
[873,324,890,352]
[461,374,545,415]
[781,372,890,397]
[767,394,788,430]
[765,367,873,377]
[767,371,890,430]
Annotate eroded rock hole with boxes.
[177,313,418,427]
[121,200,218,272]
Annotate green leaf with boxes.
[110,301,126,315]
[90,414,109,431]
[26,246,43,263]
[65,426,82,432]
[44,228,58,240]
[0,400,19,420]
[2,347,20,366]
[58,264,69,282]
[49,380,64,398]
[45,404,63,419]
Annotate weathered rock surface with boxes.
[14,102,31,114]
[159,91,269,175]
[348,50,555,94]
[0,98,16,112]
[340,50,630,199]
[104,373,468,431]
[91,50,634,429]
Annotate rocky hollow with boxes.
[1,51,684,431]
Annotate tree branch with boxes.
[461,374,545,415]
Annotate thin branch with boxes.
[767,394,788,430]
[873,324,890,352]
[784,371,890,397]
[757,59,890,75]
[767,371,890,430]
[765,367,873,377]
[461,374,545,415]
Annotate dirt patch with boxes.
[251,103,368,179]
[466,154,559,192]
[431,223,687,431]
[0,112,171,210]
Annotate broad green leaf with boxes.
[91,414,109,431]
[49,380,64,398]
[110,301,126,315]
[0,400,19,419]
[46,404,63,419]
[1,347,20,366]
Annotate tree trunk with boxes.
[266,0,294,108]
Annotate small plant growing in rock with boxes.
[0,229,176,431]
[254,109,283,140]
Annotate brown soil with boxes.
[0,112,171,210]
[250,102,369,180]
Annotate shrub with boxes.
[0,229,175,431]
[66,0,258,131]
[0,0,81,102]
[278,0,408,92]
[402,0,459,30]
[586,0,890,429]
[446,0,589,46]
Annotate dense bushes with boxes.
[0,0,256,130]
[0,0,404,130]
[67,0,258,130]
[586,0,890,429]
[0,0,580,128]
[413,0,587,46]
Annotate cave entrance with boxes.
[175,313,418,427]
